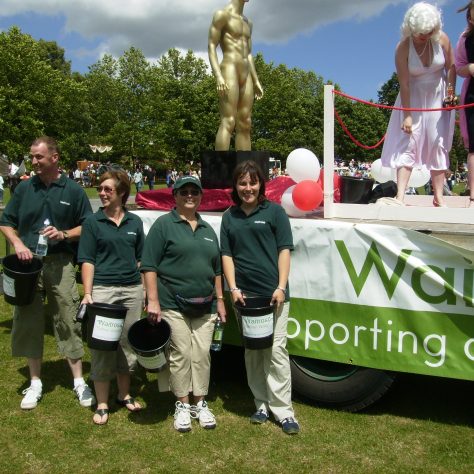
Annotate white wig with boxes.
[401,2,442,41]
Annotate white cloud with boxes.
[0,0,452,61]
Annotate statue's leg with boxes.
[215,64,239,151]
[235,75,254,151]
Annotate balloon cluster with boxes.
[281,148,323,217]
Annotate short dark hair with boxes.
[231,160,266,206]
[100,169,131,205]
[31,136,61,156]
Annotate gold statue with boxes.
[208,0,263,151]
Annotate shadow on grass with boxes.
[365,373,474,426]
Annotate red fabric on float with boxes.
[135,176,298,210]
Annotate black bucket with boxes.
[2,254,43,306]
[340,176,375,204]
[234,296,275,350]
[128,318,171,372]
[86,302,128,351]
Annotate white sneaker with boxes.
[174,401,192,432]
[74,383,96,407]
[191,400,216,429]
[21,386,42,410]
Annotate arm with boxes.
[214,275,227,323]
[208,10,229,97]
[440,32,456,102]
[271,249,291,306]
[0,225,32,261]
[247,21,263,100]
[143,271,161,323]
[81,262,95,305]
[222,255,245,305]
[395,39,412,134]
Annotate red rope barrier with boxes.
[333,89,474,112]
[334,110,386,149]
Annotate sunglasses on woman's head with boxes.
[178,189,200,196]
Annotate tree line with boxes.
[0,27,467,172]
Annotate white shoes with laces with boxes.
[74,383,96,407]
[174,401,192,432]
[20,386,42,410]
[190,400,216,429]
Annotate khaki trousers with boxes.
[245,301,295,421]
[161,309,216,398]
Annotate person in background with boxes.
[0,136,95,410]
[0,174,4,203]
[380,2,456,207]
[456,1,474,207]
[133,168,143,193]
[78,169,144,425]
[141,176,226,433]
[220,160,299,435]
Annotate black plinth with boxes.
[201,150,270,189]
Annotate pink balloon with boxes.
[292,180,323,211]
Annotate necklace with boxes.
[415,38,431,62]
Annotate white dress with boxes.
[381,38,454,171]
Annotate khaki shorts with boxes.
[89,284,143,381]
[11,253,83,360]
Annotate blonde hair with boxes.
[401,2,442,41]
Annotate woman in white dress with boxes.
[380,2,456,206]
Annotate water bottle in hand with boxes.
[210,317,224,352]
[35,218,50,257]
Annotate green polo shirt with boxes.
[77,208,144,285]
[0,174,92,255]
[220,200,294,299]
[140,209,222,310]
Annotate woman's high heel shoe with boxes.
[433,199,447,208]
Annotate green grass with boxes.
[0,296,474,473]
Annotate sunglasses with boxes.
[96,185,115,194]
[178,189,200,197]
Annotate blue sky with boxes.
[0,0,465,100]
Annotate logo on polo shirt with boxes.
[127,232,137,236]
[204,237,214,242]
[60,201,71,206]
[254,220,266,224]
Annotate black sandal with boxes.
[116,397,142,412]
[93,408,109,425]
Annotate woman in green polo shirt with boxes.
[141,175,226,433]
[78,169,145,425]
[220,160,300,435]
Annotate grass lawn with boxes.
[1,182,474,472]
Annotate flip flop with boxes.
[116,397,142,412]
[93,408,109,425]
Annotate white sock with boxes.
[30,379,42,390]
[73,377,85,389]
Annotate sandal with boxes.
[93,408,109,425]
[116,397,142,412]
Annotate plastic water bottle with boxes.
[35,218,50,257]
[210,317,224,352]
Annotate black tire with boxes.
[290,356,396,412]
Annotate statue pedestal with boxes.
[201,151,270,189]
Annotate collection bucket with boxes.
[86,302,128,351]
[128,318,171,372]
[234,296,275,350]
[2,254,43,306]
[340,176,374,204]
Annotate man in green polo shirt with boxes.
[0,136,95,410]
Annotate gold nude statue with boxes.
[208,0,264,151]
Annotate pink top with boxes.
[455,32,470,148]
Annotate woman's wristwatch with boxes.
[277,286,286,294]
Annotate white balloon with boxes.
[286,148,320,183]
[407,165,431,188]
[281,185,307,217]
[371,159,396,183]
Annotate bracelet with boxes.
[230,288,240,292]
[277,287,286,293]
[216,296,224,300]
